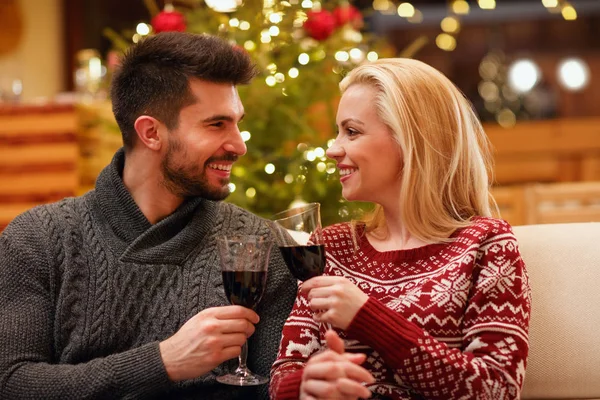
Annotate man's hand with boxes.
[300,330,374,400]
[159,306,259,381]
[302,276,369,330]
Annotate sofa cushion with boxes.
[514,223,600,399]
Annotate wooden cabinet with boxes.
[0,104,78,231]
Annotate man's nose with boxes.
[223,128,247,156]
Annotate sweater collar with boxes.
[91,148,218,264]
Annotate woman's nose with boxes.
[326,140,343,159]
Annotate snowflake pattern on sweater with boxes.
[270,217,531,400]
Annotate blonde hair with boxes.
[340,58,497,243]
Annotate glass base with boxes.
[216,368,268,386]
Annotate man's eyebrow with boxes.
[202,113,245,124]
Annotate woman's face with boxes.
[326,83,403,206]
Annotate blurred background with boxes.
[1,0,599,231]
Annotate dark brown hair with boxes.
[111,32,257,149]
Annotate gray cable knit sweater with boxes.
[0,150,297,399]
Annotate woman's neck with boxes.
[366,206,428,252]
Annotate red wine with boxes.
[279,245,325,281]
[222,271,267,309]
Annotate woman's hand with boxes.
[301,276,369,330]
[300,330,374,400]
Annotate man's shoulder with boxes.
[3,195,89,237]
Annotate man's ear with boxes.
[133,115,163,151]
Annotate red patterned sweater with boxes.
[270,217,531,400]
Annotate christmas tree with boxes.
[106,0,407,224]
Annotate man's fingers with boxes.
[212,305,260,323]
[219,319,256,337]
[336,377,372,398]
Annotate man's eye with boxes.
[211,122,224,128]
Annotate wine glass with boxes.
[216,235,273,386]
[270,202,326,281]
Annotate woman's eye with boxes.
[347,128,359,137]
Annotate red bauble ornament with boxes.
[303,10,336,41]
[333,4,363,29]
[151,6,186,33]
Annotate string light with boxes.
[317,162,327,172]
[244,40,256,51]
[265,76,277,86]
[441,16,460,33]
[542,0,559,7]
[228,183,236,192]
[561,3,577,20]
[269,26,280,36]
[436,33,457,51]
[478,0,496,10]
[397,3,415,18]
[284,174,294,184]
[246,187,257,198]
[274,73,285,83]
[239,21,251,30]
[229,18,240,27]
[451,0,470,15]
[288,68,300,78]
[367,51,379,62]
[335,51,350,62]
[265,163,276,174]
[241,131,251,142]
[298,53,310,65]
[136,23,151,35]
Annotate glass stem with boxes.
[238,341,249,372]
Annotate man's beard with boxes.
[160,139,237,200]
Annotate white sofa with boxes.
[514,223,600,399]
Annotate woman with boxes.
[269,58,531,400]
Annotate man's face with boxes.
[160,79,246,200]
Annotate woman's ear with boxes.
[133,115,163,151]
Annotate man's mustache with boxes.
[205,153,239,164]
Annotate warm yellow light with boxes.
[335,51,350,62]
[136,23,150,36]
[435,33,457,51]
[269,13,283,24]
[269,26,280,36]
[284,174,294,184]
[562,4,577,20]
[373,0,390,11]
[265,163,276,174]
[301,0,313,8]
[265,76,277,86]
[288,67,299,78]
[245,187,256,198]
[239,21,251,30]
[397,3,415,18]
[367,51,379,62]
[316,162,327,172]
[228,183,236,193]
[298,53,310,65]
[407,9,423,23]
[496,109,516,128]
[274,72,285,83]
[244,40,256,51]
[314,147,325,158]
[451,0,470,14]
[229,18,240,27]
[542,0,559,7]
[441,16,460,33]
[478,0,496,10]
[267,63,277,73]
[241,131,251,142]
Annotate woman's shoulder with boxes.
[322,221,359,243]
[455,216,517,246]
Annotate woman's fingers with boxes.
[336,377,373,398]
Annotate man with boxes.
[0,32,296,399]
